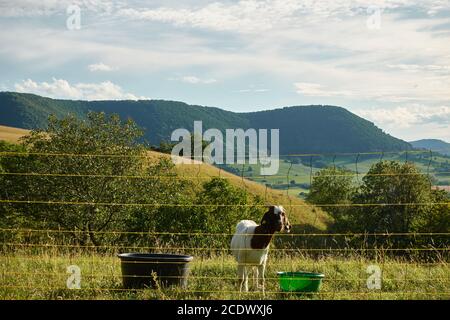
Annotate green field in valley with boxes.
[225,151,450,198]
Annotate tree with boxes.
[351,161,433,233]
[0,141,27,228]
[156,140,176,154]
[197,177,263,234]
[1,112,188,245]
[306,167,357,231]
[420,189,450,233]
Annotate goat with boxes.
[230,205,291,293]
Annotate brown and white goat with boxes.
[230,205,291,293]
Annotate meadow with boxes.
[1,249,448,300]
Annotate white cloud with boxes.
[354,104,450,141]
[3,0,449,21]
[88,62,116,72]
[116,2,291,33]
[14,78,147,100]
[114,1,450,34]
[237,87,269,93]
[387,64,450,73]
[0,0,67,17]
[294,82,353,97]
[169,76,217,84]
[0,0,120,17]
[355,105,450,128]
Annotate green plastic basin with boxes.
[277,271,325,292]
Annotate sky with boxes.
[0,0,449,142]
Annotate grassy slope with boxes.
[0,125,30,143]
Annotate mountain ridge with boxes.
[410,139,450,155]
[0,91,412,154]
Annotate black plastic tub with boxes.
[118,253,194,289]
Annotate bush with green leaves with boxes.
[173,177,264,249]
[306,167,357,231]
[197,177,264,233]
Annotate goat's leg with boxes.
[243,266,249,292]
[253,267,259,291]
[257,264,266,295]
[237,264,246,292]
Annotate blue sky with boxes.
[0,0,449,141]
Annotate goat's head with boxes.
[261,205,291,233]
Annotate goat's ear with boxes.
[267,205,275,215]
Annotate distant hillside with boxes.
[0,91,412,154]
[410,139,450,156]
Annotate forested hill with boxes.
[0,91,411,153]
[243,106,410,153]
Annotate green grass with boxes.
[1,251,448,300]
